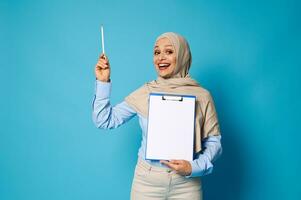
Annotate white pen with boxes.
[101,25,105,55]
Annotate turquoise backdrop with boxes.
[1,0,300,199]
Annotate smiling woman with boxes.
[92,32,222,200]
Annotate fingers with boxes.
[170,160,186,165]
[160,160,190,174]
[160,160,181,171]
[96,62,109,70]
[96,55,110,69]
[99,53,109,62]
[97,60,109,68]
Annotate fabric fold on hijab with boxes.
[125,32,220,153]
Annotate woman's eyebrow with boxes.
[154,45,173,48]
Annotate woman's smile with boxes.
[158,63,171,70]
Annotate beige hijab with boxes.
[125,32,220,153]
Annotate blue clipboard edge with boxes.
[145,92,197,161]
[149,92,196,99]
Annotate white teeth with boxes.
[159,64,170,67]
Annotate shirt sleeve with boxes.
[92,80,137,129]
[186,135,222,178]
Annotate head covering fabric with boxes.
[156,32,192,78]
[125,32,220,153]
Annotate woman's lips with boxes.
[158,63,170,70]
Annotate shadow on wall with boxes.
[194,63,248,200]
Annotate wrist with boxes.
[97,77,110,82]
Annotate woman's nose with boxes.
[159,53,166,60]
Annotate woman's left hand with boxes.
[160,160,192,176]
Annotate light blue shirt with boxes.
[92,80,222,177]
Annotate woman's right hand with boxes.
[95,53,110,82]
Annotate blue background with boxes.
[1,0,300,199]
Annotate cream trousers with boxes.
[131,158,202,200]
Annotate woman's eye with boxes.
[166,50,173,54]
[154,51,160,55]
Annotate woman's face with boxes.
[153,37,177,78]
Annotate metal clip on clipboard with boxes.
[162,95,183,102]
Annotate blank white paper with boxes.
[145,93,196,161]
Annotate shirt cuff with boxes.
[95,80,112,99]
[186,154,213,178]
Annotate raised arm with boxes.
[92,54,136,129]
[92,80,136,129]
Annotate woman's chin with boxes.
[158,73,172,79]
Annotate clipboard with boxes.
[145,93,196,161]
